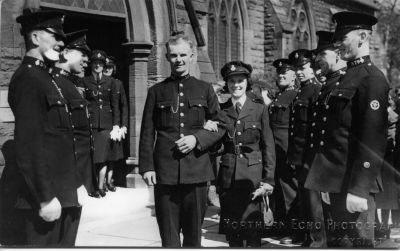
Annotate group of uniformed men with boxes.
[138,10,389,249]
[2,8,127,246]
[0,5,391,249]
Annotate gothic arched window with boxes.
[290,1,312,50]
[207,0,244,79]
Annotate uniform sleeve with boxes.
[10,74,56,205]
[119,80,129,127]
[111,79,121,126]
[193,83,226,150]
[348,75,389,199]
[139,87,156,174]
[260,104,276,185]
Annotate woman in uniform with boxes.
[82,50,120,197]
[204,61,276,247]
[102,56,128,191]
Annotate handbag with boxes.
[262,195,274,226]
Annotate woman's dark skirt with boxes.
[93,129,112,164]
[219,188,264,241]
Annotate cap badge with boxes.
[106,58,109,63]
[295,53,299,59]
[61,15,65,24]
[97,53,101,58]
[35,60,40,66]
[359,57,364,63]
[230,65,236,71]
[279,62,282,67]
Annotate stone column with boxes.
[122,41,153,187]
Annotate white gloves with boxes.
[110,126,128,141]
[110,125,121,141]
[119,126,127,139]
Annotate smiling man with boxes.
[139,33,225,247]
[7,9,83,246]
[304,12,389,247]
[286,49,321,246]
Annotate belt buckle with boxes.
[235,145,241,155]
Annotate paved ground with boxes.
[75,187,400,248]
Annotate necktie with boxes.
[235,102,242,115]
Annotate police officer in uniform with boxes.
[8,9,82,245]
[50,30,98,199]
[204,61,276,247]
[81,50,120,197]
[304,12,389,247]
[103,55,128,191]
[269,59,299,239]
[139,33,225,247]
[287,49,321,245]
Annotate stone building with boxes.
[0,0,384,181]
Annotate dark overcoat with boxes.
[81,74,120,130]
[50,67,97,193]
[8,57,79,208]
[305,56,389,199]
[109,78,128,161]
[139,76,226,184]
[287,79,321,166]
[217,98,276,189]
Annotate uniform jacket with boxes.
[139,75,226,184]
[287,79,321,166]
[305,56,389,199]
[217,97,276,190]
[114,78,128,128]
[50,67,95,190]
[81,74,120,129]
[269,88,298,154]
[8,57,79,209]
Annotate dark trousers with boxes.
[17,206,82,246]
[298,185,327,247]
[329,193,376,248]
[272,157,299,232]
[296,164,327,248]
[154,183,208,247]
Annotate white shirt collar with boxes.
[231,94,247,108]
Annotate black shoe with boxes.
[98,189,106,197]
[106,183,116,192]
[88,191,100,198]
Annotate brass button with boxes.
[312,122,316,127]
[320,141,324,146]
[313,112,317,116]
[180,103,184,107]
[180,113,184,117]
[160,105,165,109]
[323,117,327,122]
[237,132,242,136]
[363,162,370,168]
[239,154,243,158]
[57,101,62,105]
[180,133,184,137]
[179,92,184,96]
[180,123,184,127]
[321,130,325,134]
[326,105,329,109]
[237,120,241,124]
[310,144,314,148]
[252,125,256,128]
[238,143,242,146]
[179,83,183,87]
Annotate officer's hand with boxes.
[203,120,219,132]
[143,171,157,186]
[39,197,62,222]
[346,193,368,213]
[251,183,273,200]
[175,135,197,154]
[77,185,88,206]
[321,192,331,205]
